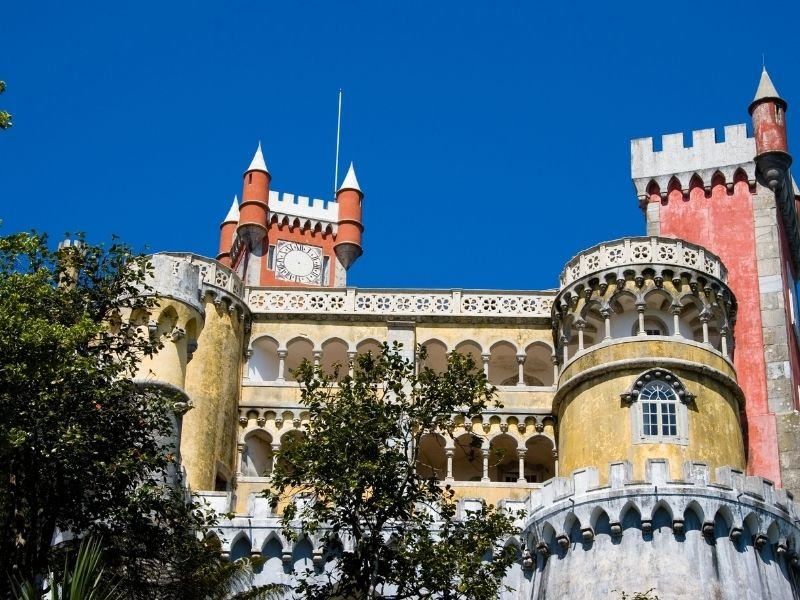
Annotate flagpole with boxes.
[334,89,343,196]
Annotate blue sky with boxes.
[2,1,799,290]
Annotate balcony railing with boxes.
[559,237,727,287]
[247,288,555,318]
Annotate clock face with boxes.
[274,241,323,285]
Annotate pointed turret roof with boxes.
[246,141,269,174]
[223,195,239,223]
[337,162,362,194]
[751,67,785,107]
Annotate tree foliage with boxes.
[0,80,12,129]
[0,232,169,590]
[267,344,522,600]
[0,232,281,599]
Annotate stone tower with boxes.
[135,74,800,598]
[217,145,365,288]
[631,69,800,497]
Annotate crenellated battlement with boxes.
[631,124,757,199]
[524,459,799,551]
[268,189,340,232]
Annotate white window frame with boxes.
[622,369,691,445]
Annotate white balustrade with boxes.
[559,237,727,286]
[247,288,555,317]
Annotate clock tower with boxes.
[217,144,365,288]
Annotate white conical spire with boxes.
[753,67,783,104]
[246,141,269,174]
[337,162,362,194]
[223,195,239,223]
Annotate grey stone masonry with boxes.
[753,185,795,416]
[524,460,800,600]
[631,124,756,200]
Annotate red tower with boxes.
[631,69,800,493]
[236,143,270,250]
[750,67,792,191]
[334,162,364,270]
[216,196,239,267]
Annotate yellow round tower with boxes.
[180,256,248,492]
[135,254,205,395]
[551,237,744,483]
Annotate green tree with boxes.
[0,232,282,599]
[0,232,168,592]
[11,537,120,600]
[267,344,522,600]
[0,80,12,129]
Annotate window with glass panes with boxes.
[639,380,678,438]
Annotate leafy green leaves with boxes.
[0,79,11,129]
[267,343,521,600]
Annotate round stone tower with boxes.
[551,236,742,482]
[180,256,249,492]
[517,236,800,599]
[132,254,206,480]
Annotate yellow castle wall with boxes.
[556,339,745,483]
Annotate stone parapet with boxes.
[144,254,205,317]
[522,459,800,599]
[268,189,339,232]
[559,236,727,287]
[524,459,798,553]
[157,253,248,320]
[631,124,757,199]
[247,288,556,320]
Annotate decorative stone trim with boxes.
[247,288,555,318]
[620,368,696,405]
[559,237,727,287]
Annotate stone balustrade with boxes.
[559,237,727,287]
[158,252,244,298]
[247,288,555,318]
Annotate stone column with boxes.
[481,353,490,377]
[445,448,454,482]
[721,327,729,357]
[600,308,612,340]
[576,321,586,351]
[553,448,559,478]
[313,351,321,367]
[243,348,253,380]
[270,443,280,477]
[348,351,357,377]
[276,350,287,382]
[481,448,490,483]
[552,355,559,383]
[516,354,526,387]
[700,314,710,345]
[236,442,245,477]
[672,306,683,337]
[560,334,569,364]
[517,448,527,483]
[637,304,646,336]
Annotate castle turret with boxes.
[334,162,364,270]
[216,196,239,267]
[749,67,791,190]
[237,143,270,250]
[630,71,800,494]
[133,255,206,479]
[552,237,743,483]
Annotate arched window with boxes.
[640,380,677,438]
[630,316,668,336]
[622,369,692,445]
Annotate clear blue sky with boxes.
[2,1,799,290]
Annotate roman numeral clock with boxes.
[274,240,323,285]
